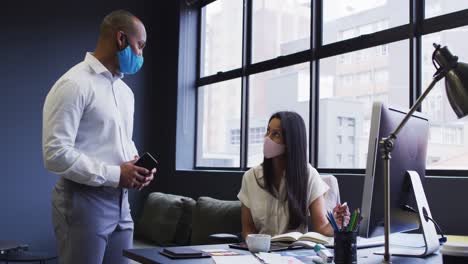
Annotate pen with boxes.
[340,202,347,229]
[330,211,340,231]
[326,214,335,231]
[251,252,266,264]
[327,211,339,231]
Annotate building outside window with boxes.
[194,0,468,173]
[231,129,241,145]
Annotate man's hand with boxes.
[137,167,156,191]
[119,156,156,190]
[134,154,157,190]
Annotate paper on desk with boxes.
[212,255,261,264]
[257,252,305,264]
[201,249,240,256]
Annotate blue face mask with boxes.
[117,45,144,75]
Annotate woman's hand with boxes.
[333,202,350,229]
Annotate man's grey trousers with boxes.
[52,178,133,264]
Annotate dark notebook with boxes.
[160,247,211,259]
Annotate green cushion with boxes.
[190,196,241,245]
[136,192,195,246]
[174,196,196,245]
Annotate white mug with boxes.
[246,234,271,253]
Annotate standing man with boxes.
[42,10,154,264]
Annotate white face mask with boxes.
[263,136,286,159]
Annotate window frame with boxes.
[191,0,468,176]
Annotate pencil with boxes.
[356,208,361,231]
[348,210,357,232]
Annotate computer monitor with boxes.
[360,101,429,238]
[359,101,441,257]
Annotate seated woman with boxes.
[238,111,349,239]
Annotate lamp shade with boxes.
[445,62,468,118]
[433,44,468,119]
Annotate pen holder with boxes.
[333,230,357,264]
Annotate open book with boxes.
[271,232,333,245]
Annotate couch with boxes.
[134,193,241,248]
[133,174,340,248]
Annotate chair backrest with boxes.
[321,174,341,213]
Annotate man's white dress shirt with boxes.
[238,164,329,236]
[43,52,138,187]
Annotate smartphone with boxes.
[134,152,158,172]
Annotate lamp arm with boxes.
[379,72,446,264]
[389,72,445,140]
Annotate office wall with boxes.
[0,0,171,256]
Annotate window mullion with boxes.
[240,0,252,169]
[410,0,424,109]
[310,0,322,167]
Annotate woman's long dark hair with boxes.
[261,111,308,230]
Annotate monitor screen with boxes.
[359,102,430,238]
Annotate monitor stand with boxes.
[375,170,440,257]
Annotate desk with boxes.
[0,251,56,264]
[0,241,21,253]
[124,244,442,264]
[446,235,468,243]
[0,240,56,264]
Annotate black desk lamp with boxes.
[380,44,468,264]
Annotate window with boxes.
[422,26,468,170]
[323,0,407,44]
[318,41,409,169]
[231,129,241,145]
[358,72,371,84]
[196,79,241,167]
[252,0,311,63]
[337,20,389,43]
[374,69,389,83]
[191,0,468,175]
[200,0,243,77]
[249,127,266,144]
[248,63,310,167]
[297,69,311,102]
[425,1,468,18]
[339,28,356,41]
[337,117,343,127]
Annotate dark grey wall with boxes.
[0,0,168,256]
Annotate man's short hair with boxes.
[100,9,137,36]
